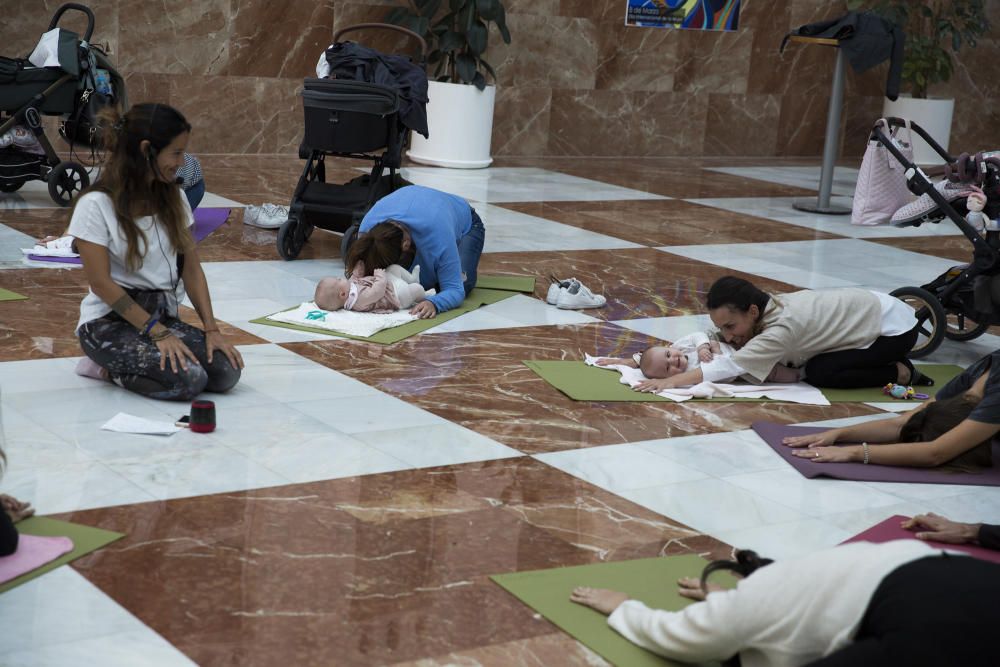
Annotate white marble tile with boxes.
[611,314,715,342]
[722,468,904,517]
[0,176,240,210]
[621,478,805,534]
[858,479,996,503]
[535,443,708,491]
[398,167,669,203]
[0,357,94,394]
[0,566,193,665]
[356,422,521,468]
[919,333,1000,368]
[924,488,1000,523]
[196,261,318,302]
[688,196,962,239]
[0,221,41,269]
[5,385,179,426]
[713,517,855,559]
[1,460,156,514]
[822,502,931,536]
[423,294,599,334]
[40,417,214,463]
[635,430,787,478]
[288,393,445,434]
[705,165,860,196]
[0,404,95,467]
[864,401,923,413]
[236,344,378,402]
[658,239,958,292]
[199,191,245,208]
[475,203,641,253]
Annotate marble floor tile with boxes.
[688,196,963,239]
[635,430,789,478]
[354,422,521,469]
[611,314,715,341]
[704,165,860,197]
[535,443,709,491]
[1,459,157,515]
[721,468,904,518]
[392,633,610,667]
[475,202,642,253]
[399,166,669,203]
[423,294,600,335]
[712,517,856,560]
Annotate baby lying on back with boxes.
[314,262,428,313]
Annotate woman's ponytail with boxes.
[698,549,773,594]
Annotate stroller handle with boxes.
[48,3,96,41]
[878,116,956,164]
[333,23,428,68]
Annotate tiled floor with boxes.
[1,156,998,666]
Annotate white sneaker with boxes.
[546,276,574,305]
[556,279,606,309]
[244,203,289,229]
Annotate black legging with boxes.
[807,554,1000,666]
[804,325,918,388]
[0,510,18,556]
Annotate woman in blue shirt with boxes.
[346,185,486,318]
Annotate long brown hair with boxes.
[71,103,193,271]
[901,393,989,445]
[345,221,405,276]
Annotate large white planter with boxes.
[408,80,496,169]
[882,95,955,165]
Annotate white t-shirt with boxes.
[68,191,194,331]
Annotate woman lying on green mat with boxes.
[571,541,999,666]
[635,276,927,393]
[0,447,35,557]
[783,348,1000,467]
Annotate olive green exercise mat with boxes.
[251,287,520,344]
[523,360,963,403]
[0,516,125,595]
[474,274,536,293]
[0,288,28,301]
[491,555,731,667]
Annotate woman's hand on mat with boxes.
[410,300,437,319]
[155,333,199,373]
[0,494,35,523]
[902,513,980,545]
[782,429,839,448]
[570,587,629,615]
[790,445,853,463]
[677,576,725,601]
[205,331,245,370]
[635,378,675,393]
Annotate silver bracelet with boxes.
[862,442,870,465]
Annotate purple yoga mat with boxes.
[0,534,74,584]
[752,421,1000,486]
[843,515,1000,564]
[27,208,231,265]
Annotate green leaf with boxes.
[428,49,443,64]
[467,21,488,55]
[384,7,409,25]
[440,30,465,52]
[449,0,465,11]
[420,0,443,19]
[495,3,511,43]
[476,0,500,20]
[456,53,477,83]
[472,71,486,90]
[479,57,497,82]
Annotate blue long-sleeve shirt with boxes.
[359,186,473,313]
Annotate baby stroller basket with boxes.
[301,79,399,155]
[0,59,76,114]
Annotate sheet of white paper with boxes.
[101,412,181,436]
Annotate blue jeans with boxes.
[184,179,206,211]
[459,208,486,295]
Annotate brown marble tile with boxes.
[393,633,610,667]
[497,199,843,246]
[486,14,598,89]
[594,23,678,92]
[870,235,975,264]
[776,92,833,156]
[117,0,235,75]
[672,27,753,95]
[60,459,727,666]
[286,321,879,454]
[704,93,782,156]
[491,87,552,158]
[5,0,119,57]
[224,0,335,78]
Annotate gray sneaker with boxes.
[244,203,289,229]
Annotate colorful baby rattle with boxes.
[883,383,929,400]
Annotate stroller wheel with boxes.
[47,162,90,207]
[0,181,24,193]
[277,217,303,261]
[944,309,991,342]
[340,222,360,260]
[891,286,946,359]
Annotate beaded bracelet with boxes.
[862,442,870,465]
[149,328,172,342]
[142,315,159,336]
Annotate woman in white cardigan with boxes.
[571,540,998,666]
[636,276,929,393]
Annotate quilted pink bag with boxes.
[851,119,915,225]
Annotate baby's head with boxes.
[639,345,688,379]
[314,276,350,311]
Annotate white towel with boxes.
[267,301,416,338]
[21,236,78,257]
[584,354,830,406]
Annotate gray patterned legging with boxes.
[78,290,241,401]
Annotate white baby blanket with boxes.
[584,354,830,406]
[267,301,416,338]
[21,236,78,257]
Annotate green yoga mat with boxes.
[524,361,964,403]
[251,287,521,344]
[0,516,125,594]
[475,274,536,293]
[0,288,28,302]
[492,555,732,667]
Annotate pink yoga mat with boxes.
[843,515,1000,564]
[752,421,1000,486]
[0,534,74,584]
[27,207,231,265]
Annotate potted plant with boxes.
[385,0,511,168]
[848,0,991,163]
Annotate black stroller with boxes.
[872,118,1000,358]
[0,3,124,206]
[276,23,427,261]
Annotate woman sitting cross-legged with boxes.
[71,103,243,400]
[783,348,999,468]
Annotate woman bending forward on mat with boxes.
[71,103,243,401]
[635,276,928,393]
[783,348,1000,467]
[571,541,1000,667]
[345,185,486,319]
